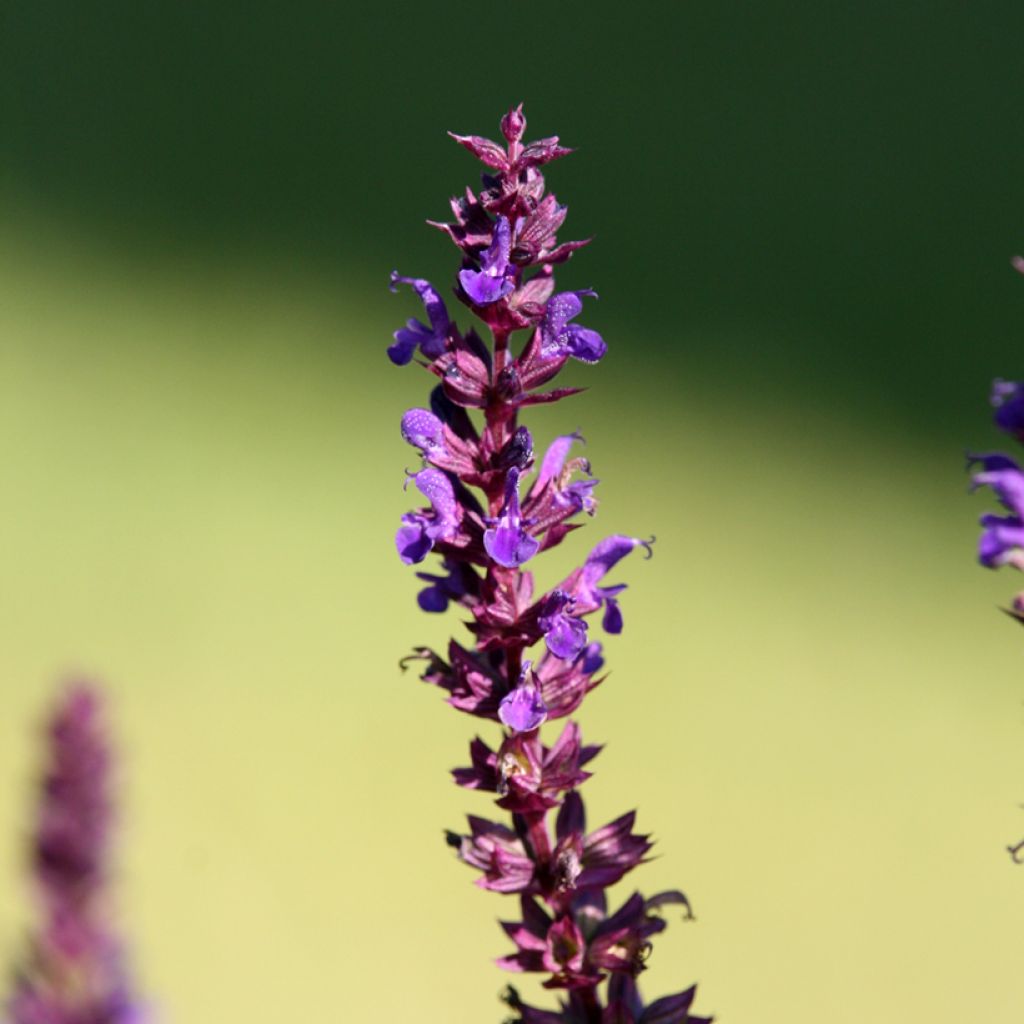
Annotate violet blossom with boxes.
[5,683,143,1024]
[391,107,711,1022]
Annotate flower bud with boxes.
[501,103,526,144]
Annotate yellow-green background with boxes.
[2,4,1024,1021]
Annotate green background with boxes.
[1,3,1024,1021]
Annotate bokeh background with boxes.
[2,3,1024,1021]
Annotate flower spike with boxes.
[388,109,710,1021]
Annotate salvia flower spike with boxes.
[6,683,143,1024]
[391,107,711,1022]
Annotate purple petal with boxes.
[485,522,541,568]
[484,467,540,568]
[395,515,432,565]
[578,643,604,674]
[486,215,512,276]
[416,582,449,612]
[458,217,515,306]
[544,613,588,660]
[390,272,450,335]
[582,535,653,587]
[602,596,623,634]
[563,325,606,364]
[543,291,584,336]
[401,408,445,453]
[413,468,458,530]
[499,684,548,733]
[389,272,450,362]
[459,267,515,306]
[387,326,422,366]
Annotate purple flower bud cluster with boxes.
[391,107,710,1023]
[6,684,142,1024]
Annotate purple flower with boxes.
[459,215,515,306]
[499,664,548,733]
[485,467,540,568]
[540,291,606,364]
[528,433,599,525]
[7,684,142,1024]
[538,591,589,661]
[395,468,461,564]
[569,535,654,634]
[388,272,451,365]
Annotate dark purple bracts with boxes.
[391,108,710,1022]
[6,684,142,1024]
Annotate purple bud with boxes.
[496,364,523,401]
[497,427,534,472]
[401,408,445,454]
[501,104,526,144]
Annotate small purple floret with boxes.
[570,535,654,633]
[538,591,589,661]
[459,216,515,306]
[499,666,548,733]
[396,468,460,565]
[540,291,606,364]
[485,467,540,568]
[388,272,451,365]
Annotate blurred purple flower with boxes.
[6,684,142,1024]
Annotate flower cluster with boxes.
[391,107,710,1022]
[5,684,142,1024]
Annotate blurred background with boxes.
[1,2,1024,1021]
